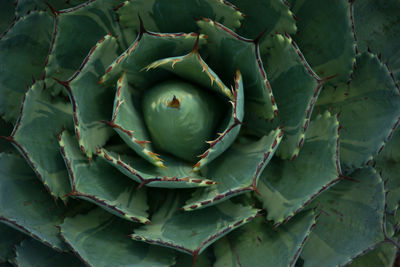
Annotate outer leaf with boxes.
[229,0,297,39]
[0,11,52,121]
[300,168,386,267]
[198,19,277,121]
[97,147,217,188]
[60,34,119,158]
[0,153,67,251]
[132,192,260,257]
[15,0,85,16]
[59,131,149,224]
[257,111,341,224]
[0,0,14,34]
[0,224,25,263]
[213,211,316,267]
[347,243,397,267]
[183,127,283,211]
[116,0,243,45]
[44,0,124,89]
[258,33,321,159]
[9,81,73,198]
[60,208,175,267]
[14,239,84,267]
[353,0,400,82]
[288,0,355,84]
[316,52,400,171]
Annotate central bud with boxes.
[142,80,222,162]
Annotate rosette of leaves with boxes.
[1,0,400,266]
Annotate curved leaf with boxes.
[60,208,175,267]
[14,239,84,267]
[0,153,67,251]
[132,192,260,257]
[347,243,397,267]
[213,211,316,267]
[316,52,400,171]
[258,111,341,224]
[301,168,386,267]
[0,224,25,263]
[0,11,53,121]
[10,81,73,198]
[59,131,149,224]
[183,127,283,211]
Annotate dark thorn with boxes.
[253,27,269,44]
[52,76,69,87]
[138,14,146,35]
[43,1,59,15]
[193,33,200,53]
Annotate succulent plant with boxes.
[1,0,400,266]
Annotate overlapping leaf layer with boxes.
[0,0,399,266]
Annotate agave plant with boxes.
[1,0,400,266]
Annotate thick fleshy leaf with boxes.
[375,128,400,214]
[316,52,400,171]
[182,127,283,211]
[60,208,175,267]
[107,73,164,167]
[14,239,84,267]
[15,0,85,16]
[198,19,277,121]
[0,11,52,122]
[229,0,296,39]
[9,81,73,198]
[0,153,67,251]
[288,0,355,84]
[214,211,316,267]
[0,0,14,34]
[97,147,217,188]
[116,0,243,45]
[258,33,321,159]
[347,243,397,267]
[144,48,233,100]
[59,131,149,224]
[0,224,25,262]
[353,0,400,82]
[300,168,386,266]
[61,34,119,158]
[44,0,124,89]
[132,192,260,257]
[258,111,341,224]
[193,70,244,171]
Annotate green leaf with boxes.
[375,127,400,214]
[347,243,397,267]
[300,167,386,266]
[353,0,400,82]
[0,11,53,122]
[14,239,84,267]
[60,208,175,267]
[316,52,400,171]
[97,147,217,188]
[192,70,244,171]
[0,224,25,262]
[61,34,119,158]
[15,0,86,16]
[198,19,277,121]
[288,0,356,84]
[257,111,340,224]
[10,81,73,198]
[132,192,259,257]
[229,0,297,39]
[213,211,316,267]
[0,0,14,34]
[0,153,67,251]
[258,33,321,159]
[116,0,243,45]
[182,128,282,211]
[44,0,124,88]
[59,131,150,224]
